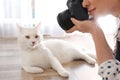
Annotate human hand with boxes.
[66,18,99,34]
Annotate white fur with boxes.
[17,24,96,77]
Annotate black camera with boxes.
[57,0,89,30]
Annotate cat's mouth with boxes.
[32,44,35,46]
[32,45,37,48]
[28,41,40,49]
[28,44,37,49]
[31,42,40,48]
[31,44,37,48]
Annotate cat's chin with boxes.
[28,45,38,49]
[32,45,37,48]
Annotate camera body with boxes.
[57,0,89,30]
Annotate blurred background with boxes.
[0,0,68,38]
[0,0,118,38]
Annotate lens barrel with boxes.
[57,0,89,31]
[57,10,74,30]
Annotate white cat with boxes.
[17,23,96,77]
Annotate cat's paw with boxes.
[24,67,44,73]
[58,69,70,77]
[87,58,96,65]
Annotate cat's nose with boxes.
[32,41,35,45]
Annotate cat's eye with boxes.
[25,35,30,39]
[35,35,39,38]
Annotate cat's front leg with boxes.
[48,55,70,77]
[22,66,44,73]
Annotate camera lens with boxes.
[57,0,89,31]
[57,10,74,30]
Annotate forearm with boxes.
[69,18,114,65]
[91,27,114,65]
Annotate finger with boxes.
[71,18,80,25]
[66,26,77,33]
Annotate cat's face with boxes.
[18,23,43,49]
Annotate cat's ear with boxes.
[35,22,41,31]
[16,23,23,32]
